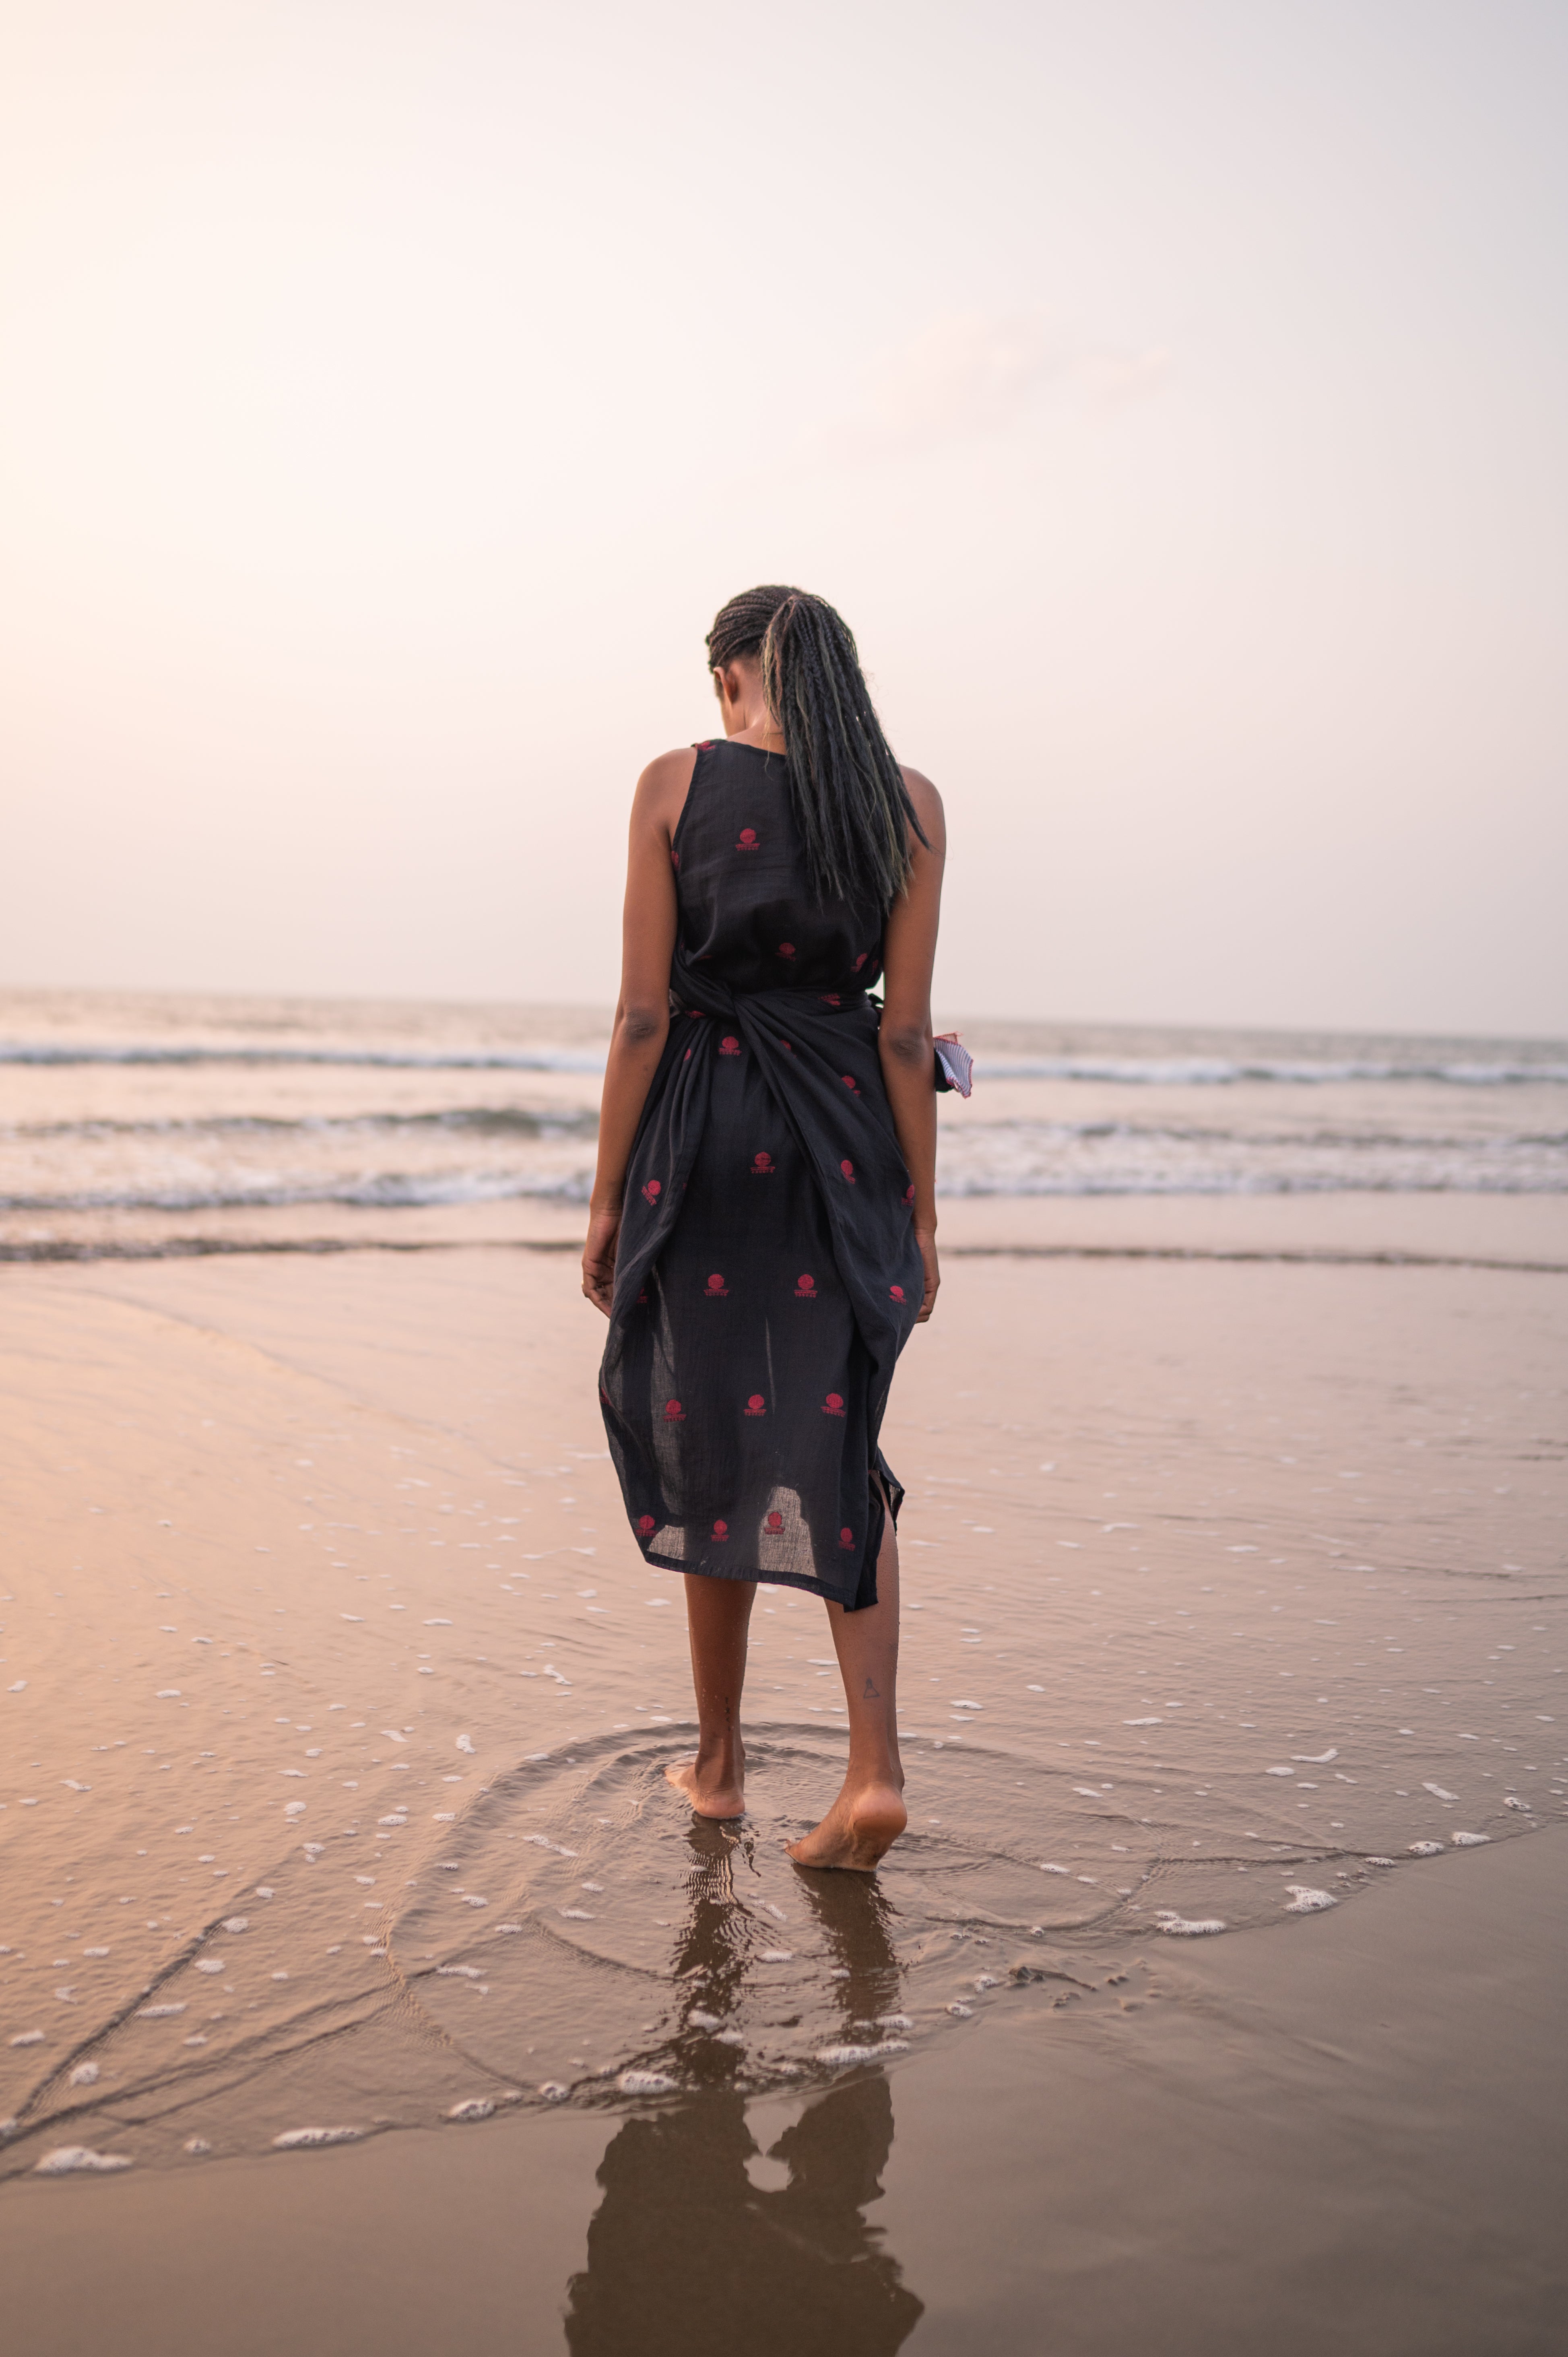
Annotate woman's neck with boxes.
[715,661,785,752]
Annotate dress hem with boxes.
[638,1548,866,1608]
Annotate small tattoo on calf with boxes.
[862,1678,880,1699]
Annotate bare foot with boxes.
[786,1782,907,1872]
[664,1756,746,1820]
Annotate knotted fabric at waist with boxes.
[668,979,873,1023]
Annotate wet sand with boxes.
[3,1827,1562,2356]
[1,1237,1564,2348]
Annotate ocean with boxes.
[1,987,1564,1259]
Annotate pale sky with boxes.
[2,0,1564,1035]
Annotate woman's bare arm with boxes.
[879,768,947,1323]
[581,749,694,1316]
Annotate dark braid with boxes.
[706,585,928,912]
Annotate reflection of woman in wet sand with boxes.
[565,1821,923,2354]
[584,586,945,1871]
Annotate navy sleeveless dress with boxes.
[599,739,924,1610]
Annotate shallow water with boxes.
[0,1246,1562,2180]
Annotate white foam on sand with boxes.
[1451,1831,1490,1846]
[816,2041,910,2067]
[272,2126,363,2148]
[448,2099,494,2121]
[1285,1886,1337,1913]
[1155,1913,1227,1936]
[618,2070,676,2095]
[1408,1841,1445,1857]
[34,2146,132,2174]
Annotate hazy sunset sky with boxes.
[2,0,1564,1033]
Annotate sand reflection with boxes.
[564,1821,922,2354]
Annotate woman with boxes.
[582,585,945,1871]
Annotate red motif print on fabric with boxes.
[751,1150,773,1173]
[744,1394,766,1418]
[712,1519,729,1542]
[904,1183,916,1203]
[840,1159,856,1185]
[765,1511,784,1533]
[671,849,681,871]
[663,1399,685,1422]
[637,1514,656,1535]
[822,1391,846,1418]
[777,942,796,960]
[821,993,841,1008]
[794,1273,817,1298]
[852,952,868,972]
[838,1526,855,1550]
[719,1034,741,1056]
[779,1038,794,1053]
[841,1073,859,1094]
[890,1284,906,1302]
[641,1178,662,1205]
[736,827,759,851]
[704,1273,729,1297]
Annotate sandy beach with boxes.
[2,1221,1564,2349]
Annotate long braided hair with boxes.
[705,586,928,912]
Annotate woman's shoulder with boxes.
[637,744,702,790]
[631,744,701,832]
[900,764,946,852]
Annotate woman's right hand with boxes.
[582,1207,622,1317]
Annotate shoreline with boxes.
[2,1189,1566,1269]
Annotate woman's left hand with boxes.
[914,1227,940,1324]
[582,1208,622,1317]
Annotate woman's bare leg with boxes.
[787,1503,907,1872]
[664,1573,755,1818]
